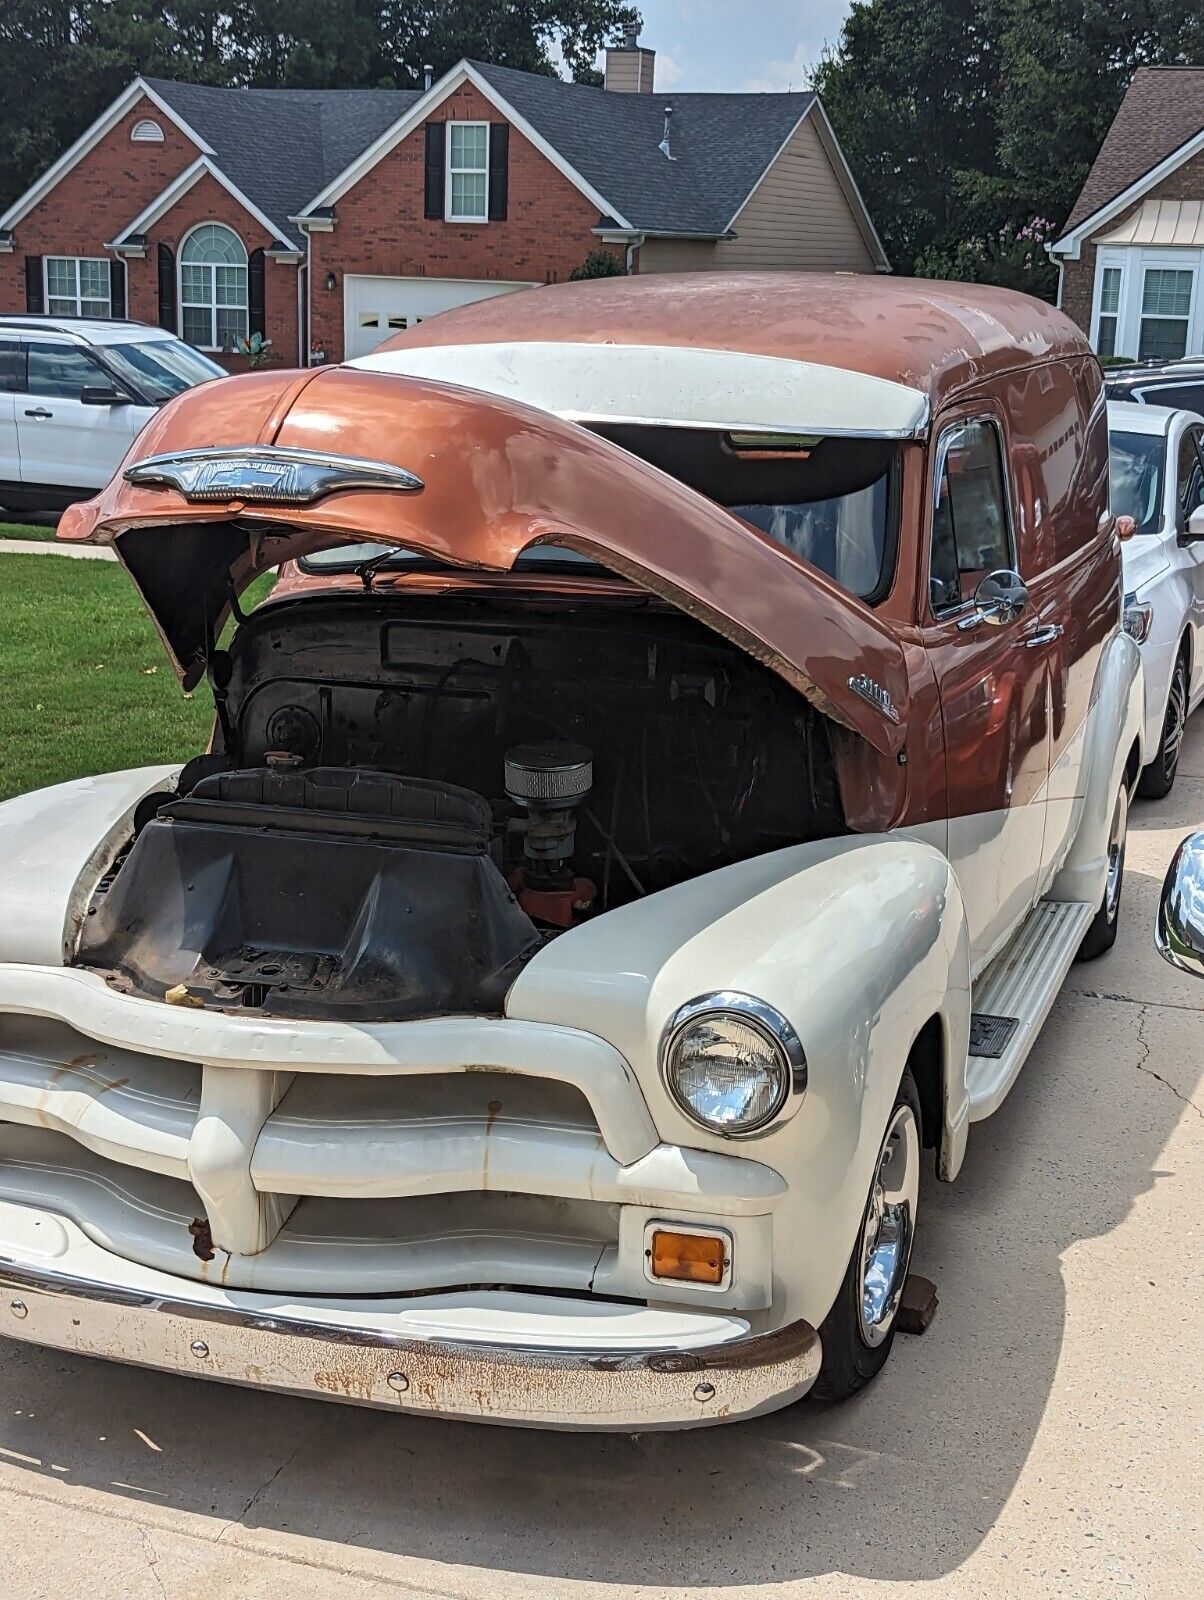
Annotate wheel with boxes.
[812,1071,921,1402]
[1076,780,1127,961]
[1138,651,1189,800]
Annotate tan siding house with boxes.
[642,115,878,275]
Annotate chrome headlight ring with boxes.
[658,991,807,1139]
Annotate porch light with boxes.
[324,271,337,291]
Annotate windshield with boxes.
[1109,430,1165,536]
[301,542,598,573]
[300,427,898,600]
[100,339,225,402]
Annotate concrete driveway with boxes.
[2,730,1201,1600]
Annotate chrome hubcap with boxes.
[1163,663,1188,777]
[857,1102,920,1348]
[1104,784,1127,923]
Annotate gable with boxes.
[145,79,419,232]
[723,115,879,269]
[1056,67,1204,250]
[0,92,200,242]
[328,80,610,252]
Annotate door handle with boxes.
[1023,624,1063,649]
[23,407,53,420]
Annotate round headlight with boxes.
[660,993,805,1137]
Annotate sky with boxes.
[600,0,855,92]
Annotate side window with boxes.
[0,338,23,392]
[1178,427,1204,524]
[1140,382,1204,414]
[929,419,1014,612]
[26,343,106,400]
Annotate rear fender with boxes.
[1050,632,1142,907]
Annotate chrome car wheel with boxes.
[1104,783,1128,923]
[857,1101,920,1348]
[1162,658,1189,782]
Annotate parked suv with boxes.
[1104,356,1204,418]
[0,275,1142,1429]
[1109,399,1204,798]
[0,315,224,512]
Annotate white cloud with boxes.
[655,50,685,88]
[743,40,814,93]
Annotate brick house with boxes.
[0,34,887,369]
[1051,67,1204,362]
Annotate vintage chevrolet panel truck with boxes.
[0,274,1142,1428]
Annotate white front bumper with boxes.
[0,1201,820,1430]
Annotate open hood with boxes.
[59,365,910,756]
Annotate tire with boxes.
[1137,650,1189,801]
[812,1070,921,1402]
[1076,780,1127,962]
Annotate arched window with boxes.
[179,223,247,350]
[131,118,164,143]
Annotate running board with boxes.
[966,900,1095,1121]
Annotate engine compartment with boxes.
[76,589,848,1019]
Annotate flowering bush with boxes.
[918,217,1060,300]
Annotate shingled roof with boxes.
[1060,66,1204,238]
[152,66,820,240]
[144,78,421,232]
[470,61,814,235]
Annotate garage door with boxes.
[343,275,536,360]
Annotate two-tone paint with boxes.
[4,273,1143,1428]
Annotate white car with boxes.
[0,316,225,513]
[1109,400,1204,798]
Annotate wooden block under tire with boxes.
[896,1274,938,1335]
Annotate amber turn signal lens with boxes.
[649,1229,727,1286]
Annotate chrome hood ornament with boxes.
[125,446,424,506]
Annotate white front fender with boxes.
[507,836,972,1330]
[0,767,179,966]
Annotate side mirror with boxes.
[1181,505,1204,545]
[80,386,130,406]
[1156,831,1204,978]
[958,568,1029,631]
[1115,514,1137,542]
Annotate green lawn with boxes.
[0,520,59,541]
[1,556,273,800]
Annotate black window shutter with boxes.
[424,122,446,220]
[24,256,44,313]
[157,242,176,332]
[488,124,509,221]
[248,247,266,338]
[109,258,126,319]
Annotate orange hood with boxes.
[59,364,910,756]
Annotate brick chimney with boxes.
[604,24,655,93]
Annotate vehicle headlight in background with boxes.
[1123,593,1154,644]
[660,993,806,1137]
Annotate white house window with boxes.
[1139,268,1193,361]
[179,223,248,350]
[45,256,111,318]
[131,118,164,144]
[447,123,489,222]
[1096,266,1122,359]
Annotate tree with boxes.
[0,0,639,210]
[813,0,1204,294]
